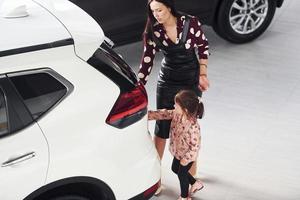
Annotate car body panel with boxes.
[0,123,49,200]
[35,0,104,61]
[0,0,160,198]
[176,0,216,21]
[0,0,71,52]
[27,48,159,199]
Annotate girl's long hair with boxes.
[175,90,204,119]
[143,0,178,41]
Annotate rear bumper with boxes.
[129,182,159,200]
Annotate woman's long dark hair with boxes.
[175,90,204,119]
[143,0,178,40]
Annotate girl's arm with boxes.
[148,109,174,120]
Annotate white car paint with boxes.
[0,0,71,52]
[0,0,160,199]
[34,0,104,60]
[0,123,49,200]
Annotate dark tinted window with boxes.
[100,43,137,83]
[0,89,8,136]
[9,72,67,119]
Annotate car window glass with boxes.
[0,88,8,136]
[99,43,137,82]
[9,72,67,119]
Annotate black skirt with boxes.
[154,83,201,139]
[152,15,202,139]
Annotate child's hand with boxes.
[180,159,189,166]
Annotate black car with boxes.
[70,0,284,45]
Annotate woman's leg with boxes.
[154,84,175,195]
[153,135,166,196]
[154,135,166,160]
[155,83,178,160]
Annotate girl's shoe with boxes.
[190,180,204,195]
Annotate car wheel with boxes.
[213,0,277,43]
[50,195,90,200]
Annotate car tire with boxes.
[213,0,277,43]
[50,195,90,200]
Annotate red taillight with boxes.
[106,83,148,128]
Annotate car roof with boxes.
[0,0,104,61]
[0,0,71,52]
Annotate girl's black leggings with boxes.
[171,157,196,198]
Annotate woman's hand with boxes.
[198,75,210,92]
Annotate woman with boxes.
[138,0,210,193]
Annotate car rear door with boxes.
[0,75,49,200]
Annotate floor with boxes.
[116,1,300,199]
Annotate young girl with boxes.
[148,90,204,200]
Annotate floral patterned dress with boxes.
[148,109,201,163]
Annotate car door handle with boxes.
[1,152,36,167]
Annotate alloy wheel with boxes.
[229,0,269,34]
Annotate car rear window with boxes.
[88,43,137,91]
[0,89,8,136]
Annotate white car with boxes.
[0,0,160,199]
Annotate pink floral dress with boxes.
[148,109,201,163]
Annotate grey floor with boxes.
[115,1,300,199]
